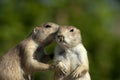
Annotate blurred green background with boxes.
[0,0,120,80]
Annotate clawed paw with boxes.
[71,68,82,79]
[55,62,67,76]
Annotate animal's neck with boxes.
[64,43,85,55]
[21,36,39,54]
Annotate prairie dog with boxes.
[54,26,91,80]
[0,22,59,80]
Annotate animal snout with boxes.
[57,35,64,42]
[57,35,63,38]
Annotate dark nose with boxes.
[57,35,64,38]
[57,35,63,38]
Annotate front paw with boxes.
[49,64,54,70]
[71,68,87,79]
[55,62,67,76]
[71,67,82,79]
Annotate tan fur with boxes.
[0,22,59,80]
[54,26,91,80]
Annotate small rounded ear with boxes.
[33,27,39,33]
[75,27,80,33]
[78,28,81,33]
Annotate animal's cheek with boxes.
[66,35,72,40]
[64,37,71,44]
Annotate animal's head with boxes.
[56,26,81,48]
[32,22,59,45]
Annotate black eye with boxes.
[70,29,74,32]
[45,25,51,28]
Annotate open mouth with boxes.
[56,35,64,42]
[57,38,63,42]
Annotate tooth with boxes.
[58,39,61,42]
[58,39,60,42]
